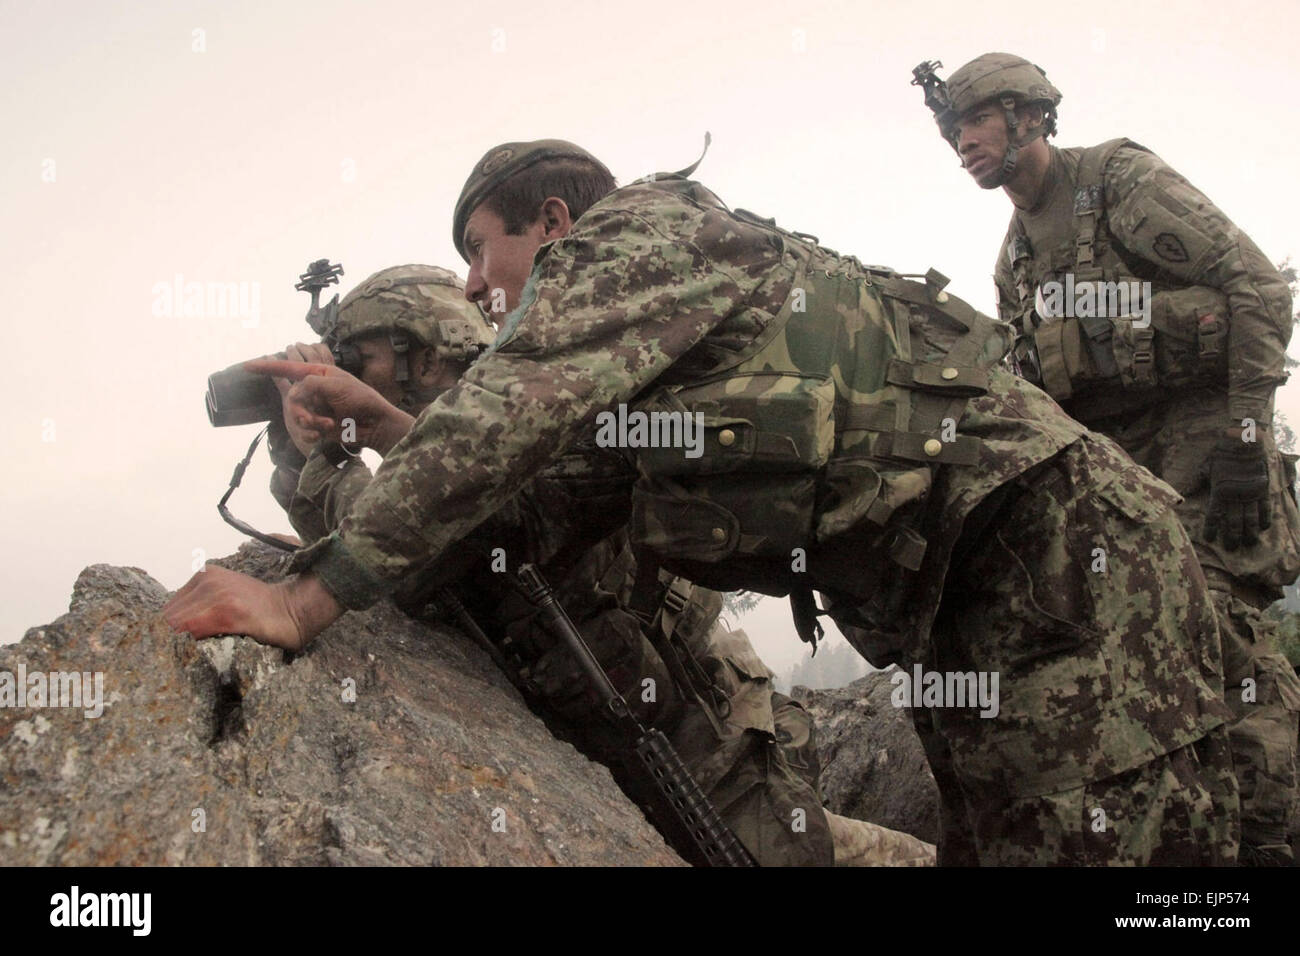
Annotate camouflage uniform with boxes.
[288,151,1239,864]
[274,265,840,866]
[988,143,1300,860]
[920,52,1300,860]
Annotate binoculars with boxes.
[205,343,362,428]
[205,352,285,427]
[206,258,347,427]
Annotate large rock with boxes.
[0,545,682,866]
[794,671,940,844]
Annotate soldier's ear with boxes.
[417,346,463,390]
[538,197,574,240]
[415,346,440,387]
[1020,103,1046,133]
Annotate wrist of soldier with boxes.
[306,536,391,611]
[281,573,344,649]
[371,408,415,457]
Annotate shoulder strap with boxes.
[1073,138,1146,271]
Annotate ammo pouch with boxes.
[629,373,836,594]
[629,244,1002,609]
[1024,283,1228,402]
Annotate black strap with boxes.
[789,587,825,655]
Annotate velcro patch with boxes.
[1073,185,1103,214]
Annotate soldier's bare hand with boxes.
[162,566,343,650]
[272,344,337,456]
[244,359,414,455]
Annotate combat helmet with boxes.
[328,264,496,403]
[912,53,1061,181]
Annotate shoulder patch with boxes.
[1153,232,1190,263]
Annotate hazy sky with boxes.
[4,0,1299,673]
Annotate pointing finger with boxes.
[244,359,334,380]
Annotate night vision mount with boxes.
[912,61,958,139]
[296,258,345,339]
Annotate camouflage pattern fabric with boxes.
[657,625,834,865]
[289,175,1237,864]
[825,812,936,866]
[973,729,1238,865]
[993,142,1300,858]
[276,410,838,865]
[283,450,374,546]
[912,433,1237,864]
[995,144,1294,426]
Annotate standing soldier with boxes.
[915,53,1300,863]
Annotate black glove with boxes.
[1204,437,1271,550]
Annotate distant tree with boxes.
[1274,259,1298,457]
[720,590,760,623]
[1279,257,1297,374]
[1267,260,1300,665]
[781,639,870,692]
[1275,413,1296,456]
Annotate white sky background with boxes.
[3,0,1299,675]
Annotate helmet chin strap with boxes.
[986,143,1019,187]
[989,95,1023,186]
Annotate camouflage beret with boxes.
[332,264,495,357]
[452,139,612,263]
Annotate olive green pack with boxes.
[626,183,1014,648]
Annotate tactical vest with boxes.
[626,189,1084,665]
[1004,139,1229,421]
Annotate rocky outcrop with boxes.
[794,671,941,844]
[0,545,682,866]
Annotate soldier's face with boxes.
[348,334,455,406]
[348,334,408,406]
[462,204,547,317]
[953,104,1010,190]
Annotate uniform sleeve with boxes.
[303,197,776,609]
[284,450,374,545]
[1104,147,1293,424]
[992,233,1018,325]
[266,417,307,514]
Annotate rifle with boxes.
[514,563,757,867]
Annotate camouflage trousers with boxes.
[917,716,1239,866]
[1094,388,1300,860]
[1213,591,1300,859]
[913,434,1239,865]
[668,625,835,866]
